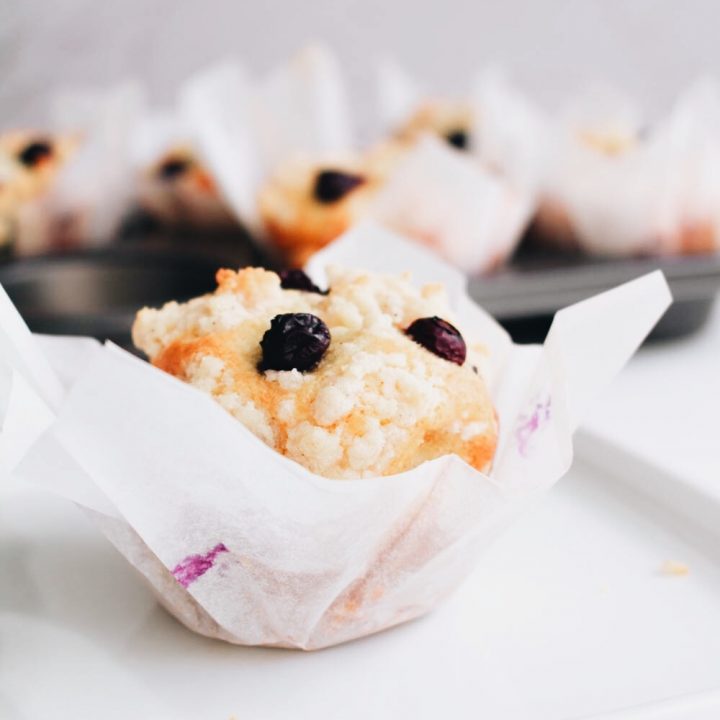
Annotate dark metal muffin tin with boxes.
[0,234,262,351]
[469,246,720,343]
[0,226,717,349]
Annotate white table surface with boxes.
[586,295,720,496]
[1,296,719,720]
[3,453,720,720]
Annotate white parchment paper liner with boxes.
[540,80,720,255]
[369,136,535,273]
[130,109,237,229]
[375,62,539,270]
[2,225,670,649]
[15,82,145,255]
[377,60,548,191]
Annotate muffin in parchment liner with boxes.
[256,152,377,267]
[377,61,548,190]
[254,133,535,273]
[131,262,499,479]
[371,62,543,270]
[183,48,535,272]
[534,81,720,256]
[366,136,535,273]
[180,44,355,243]
[140,145,234,230]
[531,84,647,252]
[647,80,720,255]
[2,224,669,649]
[181,45,368,263]
[132,113,236,231]
[0,131,78,252]
[7,82,145,255]
[376,59,472,150]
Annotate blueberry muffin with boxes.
[0,131,76,248]
[258,156,376,267]
[132,265,498,479]
[0,131,75,203]
[532,127,640,251]
[139,145,235,229]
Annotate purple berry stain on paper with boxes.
[172,543,228,588]
[516,395,552,457]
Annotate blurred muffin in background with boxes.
[0,131,77,202]
[258,137,533,275]
[0,131,77,250]
[258,154,377,267]
[533,82,720,258]
[138,145,235,230]
[532,123,641,252]
[530,86,645,254]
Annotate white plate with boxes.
[2,434,720,720]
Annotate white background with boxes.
[1,0,719,133]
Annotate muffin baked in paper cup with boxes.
[185,50,532,272]
[649,79,720,255]
[14,82,145,255]
[180,45,354,237]
[375,62,538,269]
[539,81,720,256]
[377,59,547,189]
[130,110,237,230]
[2,225,670,649]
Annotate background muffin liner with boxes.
[0,225,670,650]
[367,136,535,272]
[539,79,720,256]
[130,109,238,229]
[377,60,548,192]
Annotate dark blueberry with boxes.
[158,157,192,181]
[313,170,366,203]
[18,140,53,167]
[405,316,466,366]
[445,129,469,151]
[278,269,327,295]
[259,313,331,372]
